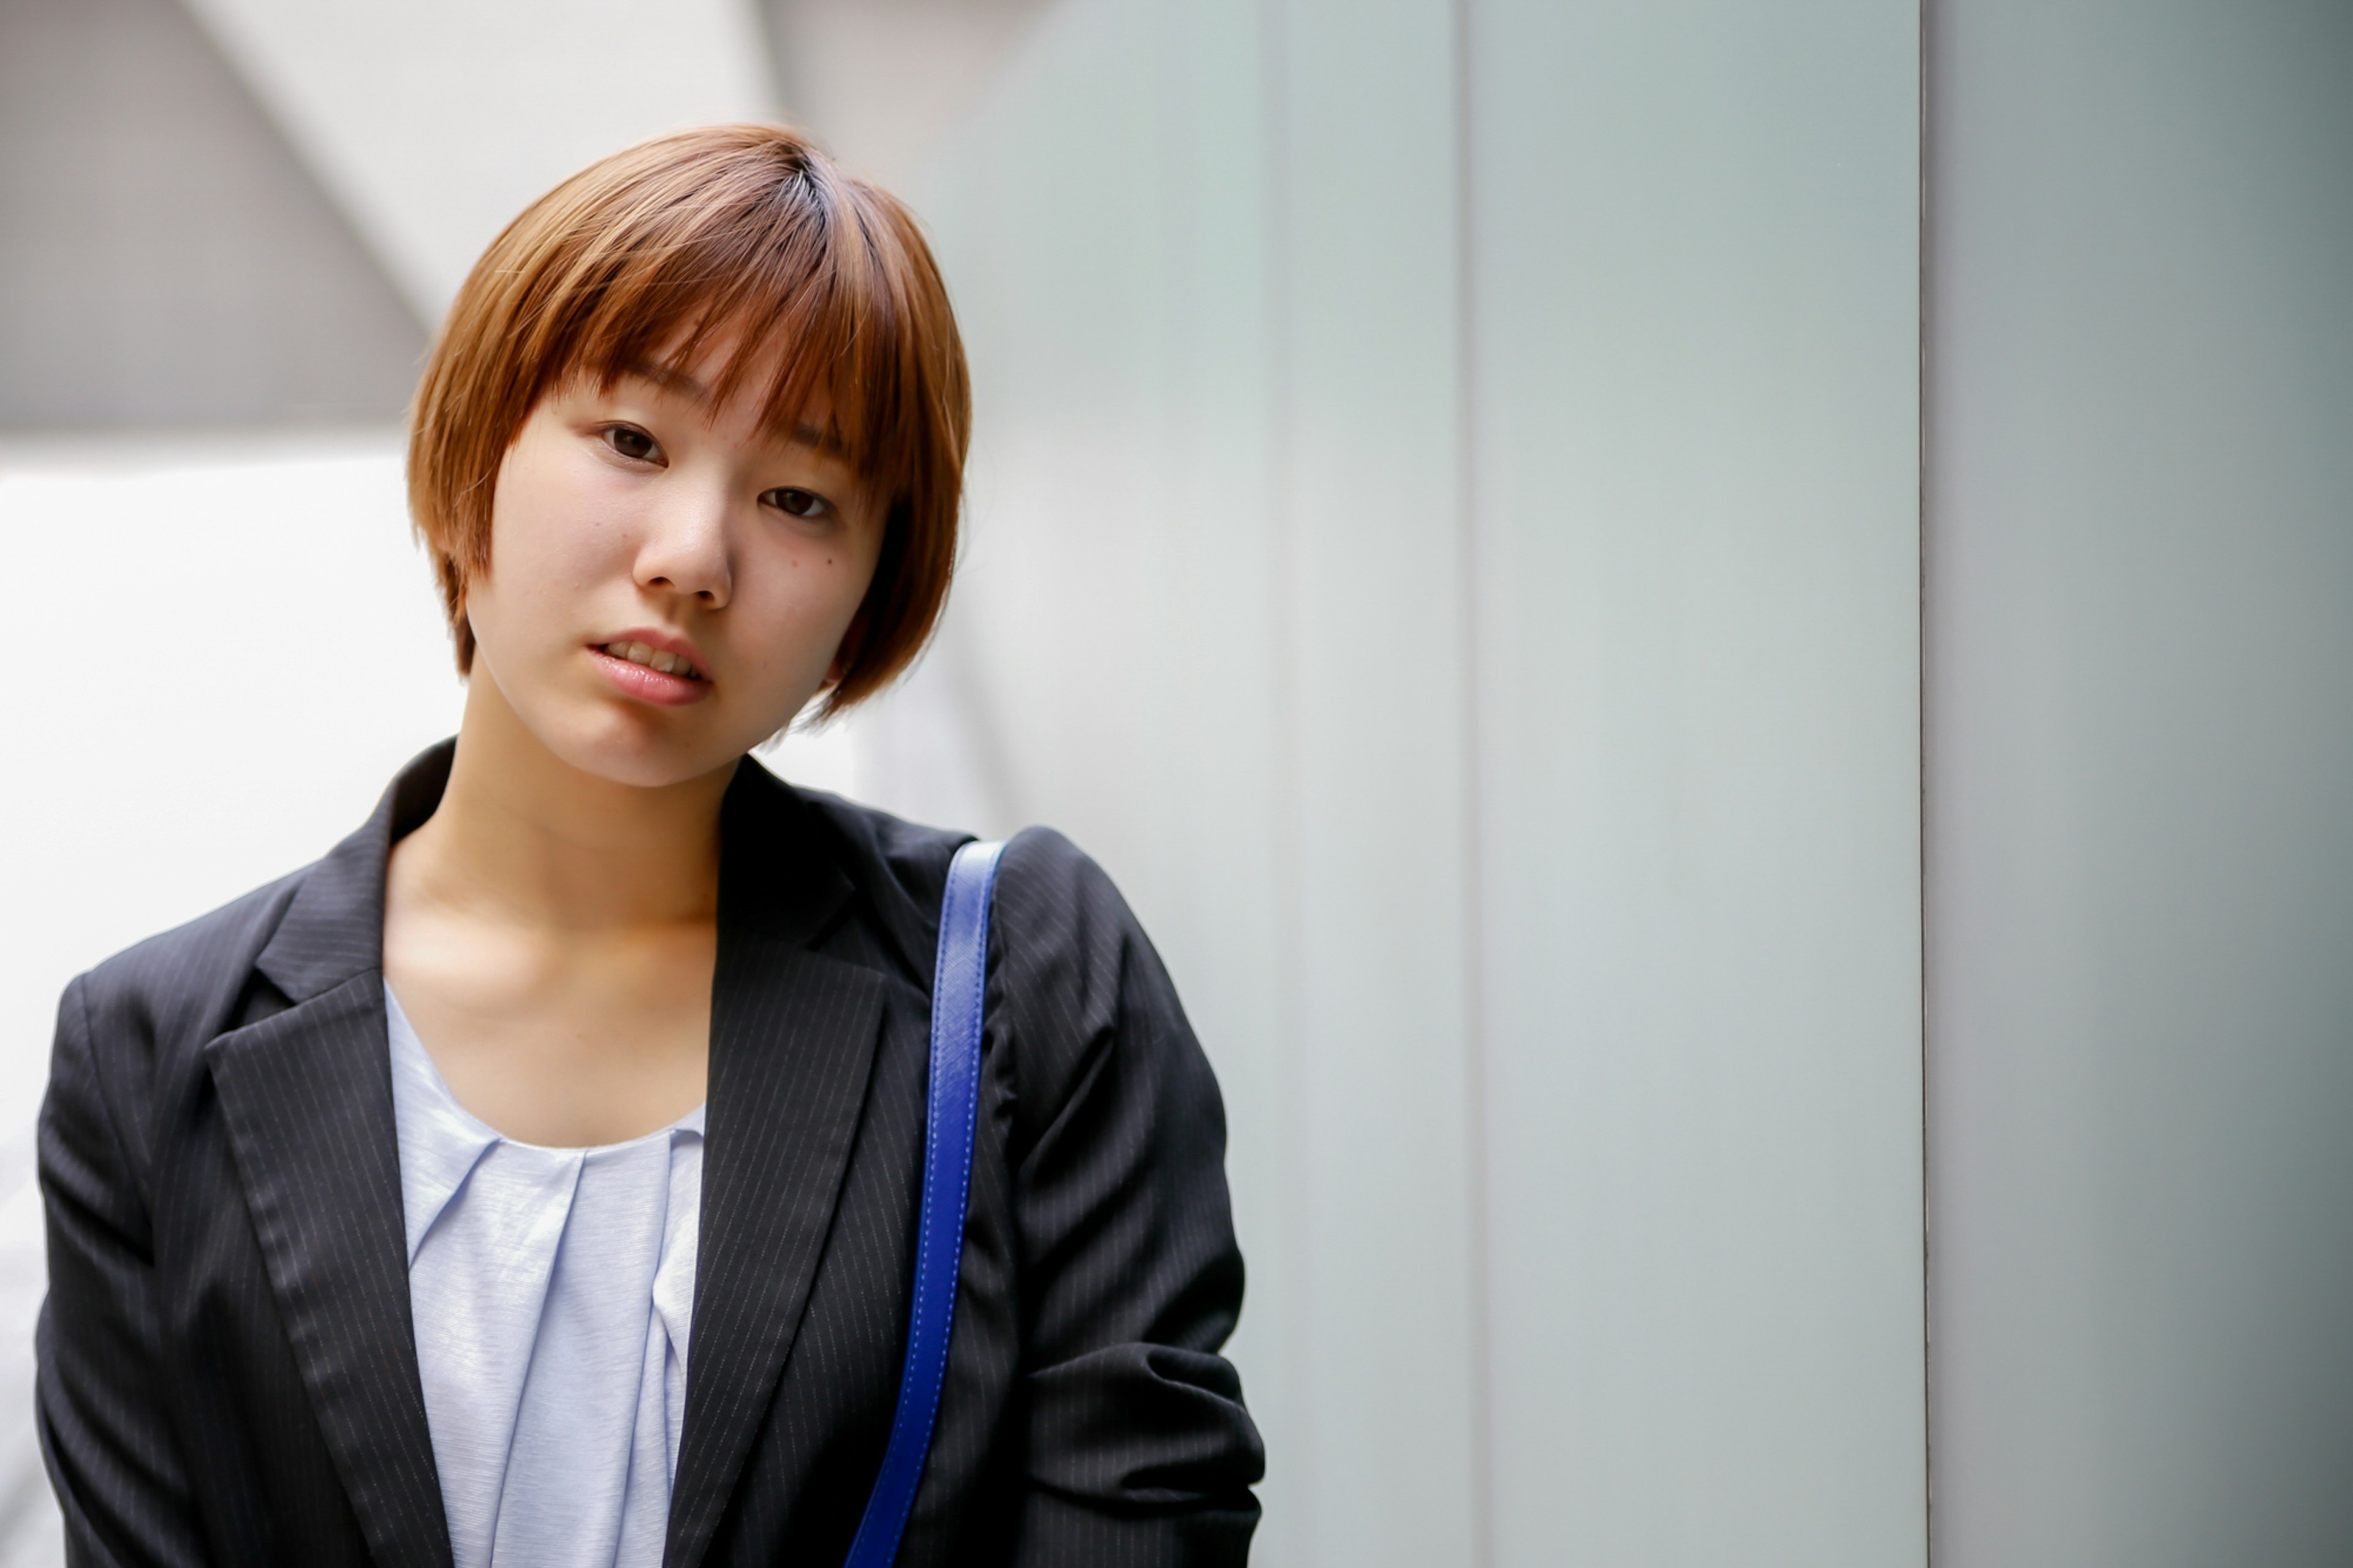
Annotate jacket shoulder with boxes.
[790,784,973,903]
[787,785,1120,962]
[75,865,311,1060]
[793,790,1188,1167]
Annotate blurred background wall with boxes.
[1925,3,2353,1565]
[0,2,2345,1566]
[898,6,1924,1566]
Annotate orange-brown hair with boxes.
[407,123,971,717]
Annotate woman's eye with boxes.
[604,425,659,461]
[767,487,831,519]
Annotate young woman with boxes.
[37,125,1261,1567]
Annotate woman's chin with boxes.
[530,706,754,793]
[469,654,798,793]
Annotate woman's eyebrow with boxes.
[621,361,709,401]
[787,422,851,458]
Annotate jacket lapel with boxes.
[665,763,882,1568]
[208,979,453,1568]
[207,743,456,1568]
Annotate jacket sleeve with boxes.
[993,831,1264,1566]
[36,974,210,1568]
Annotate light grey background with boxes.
[0,0,422,427]
[1471,5,1923,1561]
[1927,2,2353,1564]
[894,0,1926,1561]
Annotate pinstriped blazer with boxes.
[36,741,1262,1567]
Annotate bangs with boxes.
[545,157,919,484]
[407,124,970,714]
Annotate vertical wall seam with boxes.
[1917,1,1938,1563]
[1452,0,1496,1562]
[1256,0,1313,1551]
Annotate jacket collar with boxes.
[252,740,447,1003]
[252,743,865,1001]
[211,740,886,1568]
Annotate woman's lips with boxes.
[589,642,710,706]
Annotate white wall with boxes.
[181,0,776,320]
[1927,3,2353,1562]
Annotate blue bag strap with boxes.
[843,838,1005,1568]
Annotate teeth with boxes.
[604,640,697,680]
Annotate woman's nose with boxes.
[634,484,733,608]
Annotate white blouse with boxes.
[386,985,705,1568]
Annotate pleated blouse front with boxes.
[385,985,705,1568]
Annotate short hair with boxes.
[407,123,971,718]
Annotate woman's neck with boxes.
[392,676,730,932]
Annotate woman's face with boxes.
[463,348,883,790]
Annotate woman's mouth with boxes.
[589,638,710,705]
[602,638,702,678]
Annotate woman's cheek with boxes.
[746,577,835,686]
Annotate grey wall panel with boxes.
[1472,4,1924,1563]
[1927,4,2353,1564]
[911,1,1480,1561]
[0,0,422,428]
[906,0,1313,1556]
[1270,0,1482,1559]
[908,0,1927,1560]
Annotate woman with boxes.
[36,125,1262,1567]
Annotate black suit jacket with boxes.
[36,743,1262,1567]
